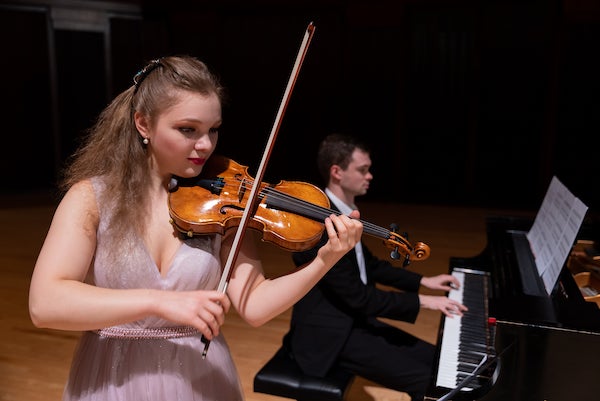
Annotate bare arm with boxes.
[28,181,229,340]
[225,211,363,327]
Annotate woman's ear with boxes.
[134,111,150,137]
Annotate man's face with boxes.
[338,149,373,197]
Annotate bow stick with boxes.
[202,22,316,358]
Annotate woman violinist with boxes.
[28,56,363,401]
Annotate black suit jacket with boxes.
[285,201,423,377]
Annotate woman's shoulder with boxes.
[66,178,98,200]
[60,179,100,219]
[66,176,111,202]
[43,179,101,239]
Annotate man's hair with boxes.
[317,133,370,183]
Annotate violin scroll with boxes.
[413,241,431,260]
[385,230,431,266]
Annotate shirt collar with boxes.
[325,188,356,215]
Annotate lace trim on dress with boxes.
[93,326,200,339]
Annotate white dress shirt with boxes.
[325,188,367,284]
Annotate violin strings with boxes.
[264,187,402,241]
[211,179,408,246]
[223,180,400,239]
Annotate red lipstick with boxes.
[188,158,206,166]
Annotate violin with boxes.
[168,155,431,265]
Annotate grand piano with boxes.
[425,215,600,401]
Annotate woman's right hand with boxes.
[155,290,231,340]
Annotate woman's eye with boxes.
[209,127,220,135]
[178,127,195,134]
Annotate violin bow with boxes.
[202,22,316,358]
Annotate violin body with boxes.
[169,155,430,263]
[169,155,329,252]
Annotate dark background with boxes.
[1,0,599,217]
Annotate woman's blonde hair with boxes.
[61,55,224,241]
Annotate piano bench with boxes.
[253,346,355,401]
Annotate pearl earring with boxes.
[143,137,149,145]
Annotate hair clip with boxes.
[133,58,163,92]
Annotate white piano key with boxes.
[435,269,490,392]
[436,271,464,388]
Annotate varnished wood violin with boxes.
[168,155,431,265]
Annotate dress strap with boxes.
[93,326,200,339]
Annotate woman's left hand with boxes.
[316,211,363,264]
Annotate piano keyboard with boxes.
[435,268,491,391]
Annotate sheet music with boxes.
[526,176,588,294]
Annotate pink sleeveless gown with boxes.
[62,179,244,401]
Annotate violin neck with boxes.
[263,187,391,241]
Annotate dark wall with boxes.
[2,0,599,215]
